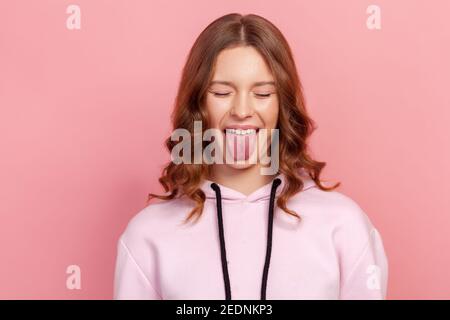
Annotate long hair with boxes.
[147,13,340,223]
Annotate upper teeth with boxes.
[226,128,257,135]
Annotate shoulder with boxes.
[290,184,376,238]
[119,197,193,248]
[294,186,383,260]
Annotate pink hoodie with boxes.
[113,171,388,300]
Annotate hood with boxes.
[199,169,317,203]
[204,168,317,300]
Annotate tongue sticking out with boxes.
[225,130,257,162]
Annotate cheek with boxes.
[256,97,279,127]
[205,96,230,126]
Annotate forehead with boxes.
[211,46,274,83]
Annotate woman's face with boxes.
[205,46,279,170]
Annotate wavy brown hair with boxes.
[147,13,340,223]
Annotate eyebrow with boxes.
[209,80,276,89]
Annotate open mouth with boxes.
[223,128,260,135]
[222,127,260,161]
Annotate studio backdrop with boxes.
[1,0,449,299]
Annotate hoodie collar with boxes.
[200,170,316,203]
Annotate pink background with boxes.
[1,0,449,299]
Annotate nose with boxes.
[230,93,254,119]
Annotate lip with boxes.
[223,125,261,131]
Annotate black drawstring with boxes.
[210,182,231,299]
[261,177,281,300]
[210,178,282,300]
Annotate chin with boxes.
[223,162,257,170]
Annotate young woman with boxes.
[114,13,388,300]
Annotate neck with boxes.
[208,165,278,196]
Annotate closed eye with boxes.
[209,91,272,98]
[210,91,231,97]
[254,93,272,98]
